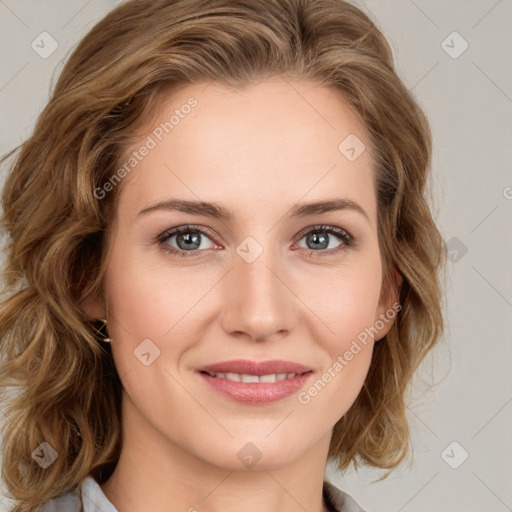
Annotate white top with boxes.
[38,475,368,511]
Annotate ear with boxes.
[79,290,106,322]
[373,266,403,341]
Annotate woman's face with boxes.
[87,77,399,471]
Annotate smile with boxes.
[196,360,314,403]
[201,371,304,383]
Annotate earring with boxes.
[96,318,112,343]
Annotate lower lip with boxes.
[198,372,313,403]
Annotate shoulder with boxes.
[323,480,369,512]
[38,475,117,512]
[80,475,118,511]
[37,486,81,512]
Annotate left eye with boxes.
[295,226,352,252]
[157,224,355,257]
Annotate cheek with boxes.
[105,234,197,326]
[295,267,380,419]
[105,256,168,339]
[101,248,204,414]
[102,244,186,365]
[293,256,382,406]
[102,242,224,371]
[296,254,383,345]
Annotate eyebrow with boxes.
[137,198,369,222]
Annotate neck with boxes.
[100,391,333,512]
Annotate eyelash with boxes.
[156,224,356,258]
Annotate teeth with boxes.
[207,372,299,383]
[240,374,260,383]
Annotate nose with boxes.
[220,245,296,343]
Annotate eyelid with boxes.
[156,223,356,257]
[156,224,222,247]
[292,224,354,245]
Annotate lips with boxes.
[197,359,312,376]
[196,359,313,403]
[203,372,299,383]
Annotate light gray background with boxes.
[0,1,511,511]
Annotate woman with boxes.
[0,0,445,511]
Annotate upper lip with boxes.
[197,359,312,376]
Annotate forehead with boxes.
[116,78,377,227]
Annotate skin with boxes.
[83,76,401,512]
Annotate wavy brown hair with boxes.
[0,0,446,509]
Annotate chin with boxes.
[193,432,311,471]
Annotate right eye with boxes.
[156,225,220,257]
